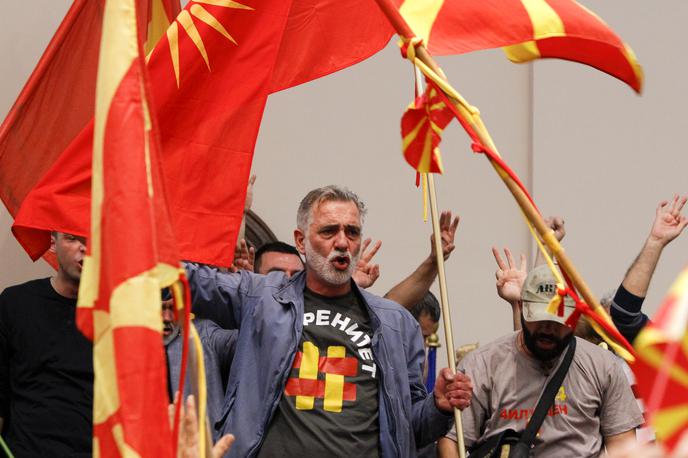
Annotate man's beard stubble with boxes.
[304,239,360,286]
[520,316,573,362]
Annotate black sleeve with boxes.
[610,284,650,344]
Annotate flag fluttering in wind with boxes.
[9,0,395,267]
[76,0,181,454]
[633,268,688,451]
[396,0,643,92]
[0,0,178,231]
[401,83,453,173]
[386,0,639,360]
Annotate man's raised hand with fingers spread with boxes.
[352,238,382,288]
[492,247,527,331]
[386,210,459,309]
[612,195,688,343]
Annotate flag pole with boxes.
[428,173,467,458]
[412,63,466,456]
[370,0,609,330]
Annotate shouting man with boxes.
[187,185,472,457]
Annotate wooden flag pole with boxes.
[428,173,466,458]
[371,0,609,332]
[413,64,466,457]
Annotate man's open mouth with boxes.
[332,255,350,270]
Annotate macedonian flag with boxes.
[401,82,454,173]
[397,0,643,92]
[76,0,181,454]
[633,267,688,451]
[9,0,393,268]
[0,0,178,258]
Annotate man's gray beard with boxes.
[304,239,360,286]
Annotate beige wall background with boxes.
[2,1,686,368]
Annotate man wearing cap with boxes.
[438,265,643,457]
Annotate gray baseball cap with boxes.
[521,265,575,324]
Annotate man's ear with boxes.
[49,233,57,254]
[294,229,306,255]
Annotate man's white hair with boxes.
[296,185,366,232]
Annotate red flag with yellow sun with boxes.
[633,267,688,451]
[9,0,393,268]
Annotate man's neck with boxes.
[305,270,352,297]
[50,275,79,299]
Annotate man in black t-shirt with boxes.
[0,232,93,457]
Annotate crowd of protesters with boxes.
[1,185,687,457]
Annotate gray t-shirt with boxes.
[446,333,643,457]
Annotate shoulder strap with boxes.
[519,336,577,448]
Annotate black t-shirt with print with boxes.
[258,287,380,457]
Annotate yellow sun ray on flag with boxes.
[166,0,253,87]
[190,4,238,44]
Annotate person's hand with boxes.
[649,195,688,247]
[492,247,526,305]
[433,368,472,412]
[172,395,235,458]
[544,216,566,242]
[229,239,255,273]
[244,175,256,213]
[430,211,459,263]
[353,238,382,288]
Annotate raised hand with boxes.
[353,238,382,289]
[430,211,460,262]
[229,239,255,273]
[649,195,688,247]
[544,216,566,242]
[173,395,235,458]
[244,174,256,213]
[492,247,527,305]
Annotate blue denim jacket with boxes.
[187,265,453,457]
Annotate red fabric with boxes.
[420,0,641,92]
[13,0,294,267]
[631,272,688,451]
[0,0,102,217]
[11,0,392,267]
[110,327,173,457]
[268,0,394,92]
[400,86,454,173]
[82,15,178,453]
[292,351,359,376]
[285,379,357,401]
[0,0,175,218]
[633,338,688,450]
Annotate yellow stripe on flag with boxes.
[79,0,140,314]
[652,403,688,442]
[399,0,445,45]
[324,346,346,412]
[93,310,119,424]
[503,0,565,62]
[519,0,565,39]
